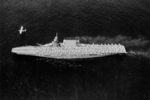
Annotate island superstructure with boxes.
[11,33,127,59]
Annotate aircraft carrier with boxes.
[11,33,127,59]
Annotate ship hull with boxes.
[12,52,127,68]
[42,53,118,59]
[11,46,126,59]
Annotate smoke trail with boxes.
[75,35,149,48]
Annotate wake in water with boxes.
[127,50,150,58]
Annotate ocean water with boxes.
[0,54,150,100]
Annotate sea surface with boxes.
[0,54,150,100]
[1,0,150,100]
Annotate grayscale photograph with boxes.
[0,0,150,100]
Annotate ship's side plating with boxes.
[35,34,126,58]
[35,44,126,57]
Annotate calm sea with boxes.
[0,54,150,100]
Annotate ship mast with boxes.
[52,33,60,47]
[53,33,58,42]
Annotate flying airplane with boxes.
[19,26,26,34]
